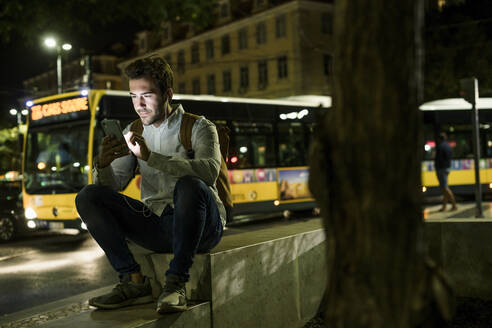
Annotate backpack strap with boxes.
[180,112,200,154]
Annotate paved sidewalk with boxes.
[0,286,112,328]
[424,201,492,221]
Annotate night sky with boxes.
[0,16,142,129]
[1,42,52,127]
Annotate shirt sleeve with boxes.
[146,118,221,186]
[93,154,137,191]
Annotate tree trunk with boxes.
[309,1,451,326]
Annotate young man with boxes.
[75,57,225,313]
[434,132,457,211]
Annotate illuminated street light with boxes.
[44,38,56,48]
[9,108,28,124]
[9,108,28,163]
[44,37,72,94]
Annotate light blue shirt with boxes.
[93,104,226,227]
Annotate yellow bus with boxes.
[21,90,330,230]
[420,97,492,196]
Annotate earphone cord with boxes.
[122,195,152,218]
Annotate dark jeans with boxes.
[75,175,223,282]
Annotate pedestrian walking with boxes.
[435,132,457,211]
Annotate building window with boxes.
[207,74,216,95]
[321,12,333,34]
[323,54,332,76]
[238,28,248,50]
[220,3,229,17]
[206,39,214,59]
[256,22,267,45]
[223,70,232,92]
[192,78,201,95]
[277,56,288,79]
[178,50,185,73]
[191,43,200,64]
[258,60,268,89]
[221,35,230,55]
[275,15,286,38]
[240,66,249,90]
[178,82,186,94]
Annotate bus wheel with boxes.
[0,216,16,242]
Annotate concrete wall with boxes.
[425,220,492,299]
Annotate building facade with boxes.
[120,0,332,99]
[23,55,122,98]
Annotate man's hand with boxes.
[97,136,130,168]
[125,131,151,161]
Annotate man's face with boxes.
[129,77,167,126]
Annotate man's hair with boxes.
[124,57,173,94]
[439,132,447,141]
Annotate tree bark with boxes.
[309,1,451,326]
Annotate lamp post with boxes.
[9,108,28,168]
[44,37,72,94]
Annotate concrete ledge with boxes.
[425,220,492,299]
[130,219,326,328]
[211,228,326,328]
[128,242,211,301]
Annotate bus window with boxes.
[277,122,305,166]
[484,127,492,157]
[98,95,137,120]
[230,122,275,168]
[442,124,472,159]
[24,122,89,194]
[423,123,435,161]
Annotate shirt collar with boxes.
[167,103,184,129]
[144,103,183,132]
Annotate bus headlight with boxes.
[27,220,37,229]
[422,186,427,192]
[489,183,492,190]
[25,207,37,219]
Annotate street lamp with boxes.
[9,108,27,125]
[44,37,72,94]
[9,108,28,163]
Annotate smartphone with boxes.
[101,119,130,154]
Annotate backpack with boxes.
[130,112,234,215]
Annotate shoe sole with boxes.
[156,303,187,314]
[89,295,153,310]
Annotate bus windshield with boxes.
[24,122,90,194]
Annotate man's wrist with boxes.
[95,156,108,169]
